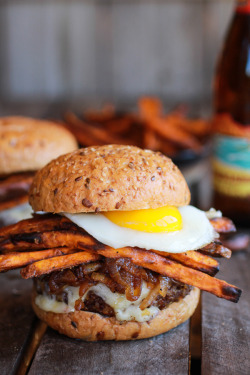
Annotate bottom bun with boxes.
[32,287,200,341]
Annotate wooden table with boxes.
[1,249,250,375]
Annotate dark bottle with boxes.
[212,0,250,227]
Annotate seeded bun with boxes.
[0,117,78,175]
[29,145,190,213]
[32,287,199,341]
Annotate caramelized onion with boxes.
[79,280,95,297]
[106,258,142,301]
[140,281,161,310]
[159,276,171,297]
[48,269,78,293]
[90,272,124,293]
[81,262,102,274]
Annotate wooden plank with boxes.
[202,249,250,375]
[29,319,190,375]
[0,270,35,375]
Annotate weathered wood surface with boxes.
[202,250,250,375]
[29,320,190,375]
[0,270,34,375]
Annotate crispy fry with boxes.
[0,229,92,252]
[143,128,161,150]
[165,113,210,137]
[199,241,232,259]
[0,217,221,278]
[0,214,241,302]
[64,112,103,146]
[65,112,129,146]
[20,251,100,279]
[138,97,163,118]
[152,249,219,276]
[158,139,179,156]
[0,215,74,240]
[0,247,76,271]
[209,217,236,233]
[92,247,241,302]
[84,105,115,123]
[64,97,209,156]
[105,116,133,134]
[178,119,210,137]
[144,117,202,152]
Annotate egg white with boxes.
[63,205,218,254]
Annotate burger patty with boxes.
[34,258,193,317]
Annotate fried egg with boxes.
[63,205,218,254]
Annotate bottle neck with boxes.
[236,0,250,14]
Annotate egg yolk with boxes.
[103,206,182,233]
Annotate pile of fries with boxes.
[64,97,211,158]
[0,214,241,304]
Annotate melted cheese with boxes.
[35,282,160,322]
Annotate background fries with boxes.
[63,97,211,158]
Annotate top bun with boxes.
[0,117,78,175]
[29,145,190,213]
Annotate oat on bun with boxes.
[0,145,241,341]
[0,116,78,216]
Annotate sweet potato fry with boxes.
[0,247,76,271]
[105,116,133,134]
[0,230,93,252]
[152,249,219,276]
[143,128,161,150]
[20,251,100,279]
[165,114,210,138]
[84,105,115,123]
[138,97,163,118]
[209,217,236,233]
[93,247,241,302]
[143,117,202,152]
[65,112,129,146]
[64,112,102,146]
[200,241,232,259]
[0,215,74,240]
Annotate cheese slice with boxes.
[35,281,160,323]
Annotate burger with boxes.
[0,116,78,224]
[0,145,241,341]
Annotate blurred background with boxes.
[0,0,238,211]
[0,0,234,115]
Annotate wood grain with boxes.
[29,320,190,375]
[202,250,250,375]
[0,270,34,375]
